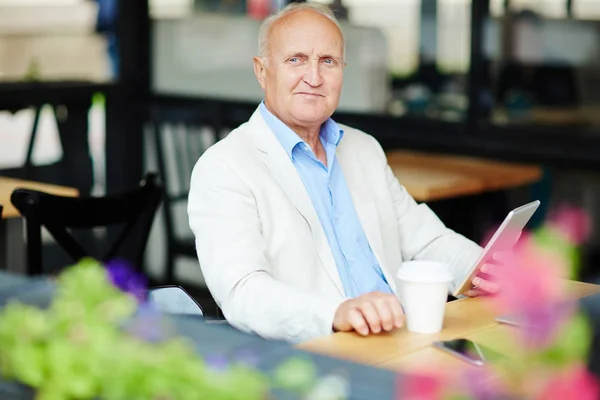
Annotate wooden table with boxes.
[0,177,78,273]
[299,281,600,375]
[386,150,543,203]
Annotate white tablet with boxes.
[452,200,541,297]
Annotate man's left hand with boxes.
[464,262,500,297]
[464,250,512,297]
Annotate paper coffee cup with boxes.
[396,261,453,334]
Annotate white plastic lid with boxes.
[396,261,454,284]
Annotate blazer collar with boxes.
[246,108,345,296]
[336,138,395,293]
[244,107,394,295]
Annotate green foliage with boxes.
[272,357,317,393]
[24,58,41,81]
[532,226,581,280]
[0,259,276,400]
[536,312,592,368]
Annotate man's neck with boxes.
[263,101,324,150]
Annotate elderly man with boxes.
[188,2,495,343]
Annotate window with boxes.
[319,0,473,120]
[490,0,567,18]
[573,0,600,20]
[342,0,421,76]
[484,0,600,133]
[0,0,111,82]
[437,0,471,74]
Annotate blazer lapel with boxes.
[245,109,345,296]
[336,141,397,293]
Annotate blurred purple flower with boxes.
[490,234,571,348]
[460,367,507,400]
[516,301,576,348]
[205,354,229,372]
[234,348,260,367]
[106,259,147,303]
[125,302,171,343]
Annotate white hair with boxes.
[257,2,346,63]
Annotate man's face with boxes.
[254,10,345,129]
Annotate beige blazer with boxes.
[188,107,482,343]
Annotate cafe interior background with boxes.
[3,0,600,301]
[2,0,600,396]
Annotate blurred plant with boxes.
[0,258,342,400]
[105,259,147,304]
[272,357,317,393]
[535,364,599,400]
[400,373,445,400]
[24,58,40,81]
[400,203,599,400]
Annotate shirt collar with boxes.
[259,101,344,159]
[321,118,344,147]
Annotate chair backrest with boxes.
[0,204,3,218]
[151,105,220,203]
[10,173,164,275]
[149,102,251,224]
[147,285,204,317]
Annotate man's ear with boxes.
[253,56,267,90]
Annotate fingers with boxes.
[387,297,405,329]
[464,287,488,297]
[336,293,404,336]
[357,301,382,334]
[492,250,515,265]
[374,298,394,331]
[348,308,369,336]
[359,293,404,333]
[472,276,500,294]
[479,263,497,276]
[371,295,404,331]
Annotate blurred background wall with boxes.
[3,0,600,298]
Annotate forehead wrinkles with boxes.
[272,36,343,64]
[268,11,343,59]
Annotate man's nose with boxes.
[303,60,324,87]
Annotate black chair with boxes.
[150,104,252,319]
[0,204,3,218]
[147,285,204,318]
[10,173,163,276]
[151,105,220,283]
[150,103,251,283]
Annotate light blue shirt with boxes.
[260,102,392,298]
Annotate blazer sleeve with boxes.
[187,150,343,343]
[366,136,483,292]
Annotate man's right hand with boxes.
[333,292,404,336]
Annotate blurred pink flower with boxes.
[398,373,444,400]
[536,365,599,400]
[514,301,575,348]
[491,234,565,314]
[489,234,573,347]
[458,367,509,400]
[547,205,590,245]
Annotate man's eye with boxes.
[289,57,299,63]
[323,59,335,64]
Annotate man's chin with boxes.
[291,107,335,124]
